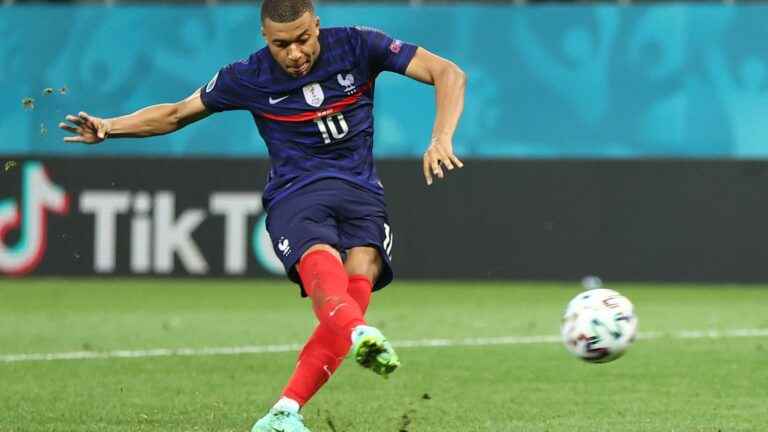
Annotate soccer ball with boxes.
[560,288,638,363]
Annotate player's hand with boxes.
[59,112,111,144]
[422,136,464,186]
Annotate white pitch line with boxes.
[1,328,767,364]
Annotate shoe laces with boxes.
[271,409,304,423]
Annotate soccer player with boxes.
[59,1,466,430]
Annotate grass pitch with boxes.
[1,279,767,432]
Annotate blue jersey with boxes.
[200,26,418,209]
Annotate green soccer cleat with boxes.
[251,409,311,432]
[351,325,400,377]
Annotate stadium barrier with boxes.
[3,158,767,282]
[3,4,768,158]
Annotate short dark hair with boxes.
[261,0,315,23]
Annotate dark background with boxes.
[3,157,767,282]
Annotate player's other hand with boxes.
[422,135,464,186]
[59,112,111,144]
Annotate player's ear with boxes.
[314,16,321,34]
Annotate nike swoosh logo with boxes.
[329,303,347,317]
[269,95,289,105]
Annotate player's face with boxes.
[262,12,321,78]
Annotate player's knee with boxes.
[345,262,380,282]
[301,244,342,263]
[344,247,382,282]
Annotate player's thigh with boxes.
[266,191,341,280]
[336,188,394,290]
[339,216,394,290]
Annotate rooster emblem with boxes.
[337,73,356,93]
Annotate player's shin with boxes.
[348,275,373,313]
[299,250,366,337]
[280,275,374,407]
[281,322,350,406]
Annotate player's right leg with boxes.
[279,274,373,407]
[257,246,392,431]
[253,186,344,431]
[252,409,311,432]
[298,244,367,338]
[297,245,398,376]
[252,181,396,431]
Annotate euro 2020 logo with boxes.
[0,161,69,276]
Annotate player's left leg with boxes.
[277,249,378,410]
[341,247,399,377]
[342,246,380,333]
[334,184,399,377]
[344,246,383,284]
[275,230,396,417]
[253,180,397,430]
[278,247,380,407]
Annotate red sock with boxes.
[282,274,374,406]
[282,323,345,406]
[298,250,366,337]
[348,275,372,314]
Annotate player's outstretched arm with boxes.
[405,47,467,186]
[58,89,211,144]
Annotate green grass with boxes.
[1,279,767,431]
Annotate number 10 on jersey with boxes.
[314,112,349,144]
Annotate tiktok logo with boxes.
[0,161,70,276]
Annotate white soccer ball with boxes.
[560,288,638,363]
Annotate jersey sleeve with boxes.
[355,26,418,75]
[199,63,247,113]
